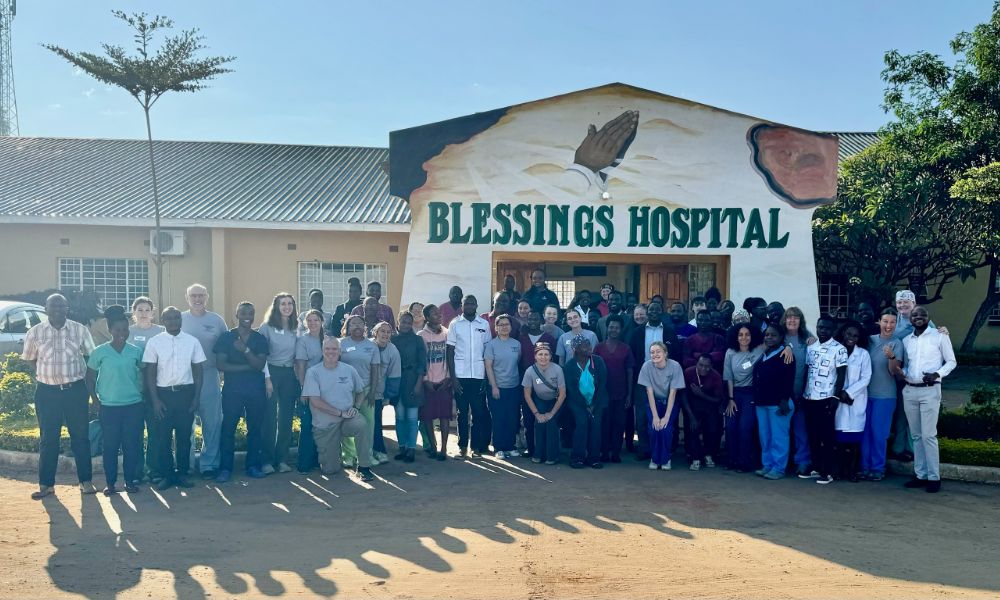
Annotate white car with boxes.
[0,301,47,356]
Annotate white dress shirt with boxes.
[446,315,492,379]
[643,323,664,361]
[142,331,207,387]
[902,328,957,385]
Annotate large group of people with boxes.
[20,270,957,500]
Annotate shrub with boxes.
[1,353,32,378]
[938,409,997,441]
[0,372,36,418]
[939,438,1000,469]
[964,384,1000,431]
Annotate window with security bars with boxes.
[547,280,576,309]
[688,263,716,304]
[298,262,388,308]
[817,273,850,319]
[58,258,149,308]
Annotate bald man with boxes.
[181,284,228,479]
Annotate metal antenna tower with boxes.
[0,0,17,136]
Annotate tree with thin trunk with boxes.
[44,11,234,313]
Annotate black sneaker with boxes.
[175,477,194,489]
[201,470,218,480]
[925,480,942,493]
[357,467,375,482]
[903,477,928,489]
[570,461,585,469]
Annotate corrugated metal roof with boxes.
[0,137,410,226]
[0,132,880,227]
[829,132,880,160]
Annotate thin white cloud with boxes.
[73,67,84,77]
[82,88,95,98]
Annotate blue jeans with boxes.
[791,402,811,468]
[100,402,145,488]
[646,398,680,466]
[373,399,388,455]
[861,396,895,475]
[490,386,522,452]
[297,399,318,472]
[193,367,223,473]
[725,387,757,471]
[755,403,793,474]
[395,402,419,449]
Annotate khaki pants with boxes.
[314,415,372,473]
[902,384,941,482]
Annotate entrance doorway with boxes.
[494,252,728,309]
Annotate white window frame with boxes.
[58,257,150,308]
[817,273,849,319]
[298,262,388,309]
[547,279,576,309]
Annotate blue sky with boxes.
[9,1,995,147]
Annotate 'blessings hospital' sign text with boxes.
[427,201,790,249]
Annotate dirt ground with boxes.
[1,425,999,600]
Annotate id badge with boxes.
[741,361,753,370]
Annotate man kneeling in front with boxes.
[302,337,376,482]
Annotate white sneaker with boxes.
[508,449,521,458]
[495,451,507,459]
[704,456,716,468]
[276,462,292,473]
[375,452,390,465]
[816,474,834,485]
[79,482,98,494]
[663,460,672,471]
[261,464,276,475]
[648,460,659,470]
[689,460,701,471]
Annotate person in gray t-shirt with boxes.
[521,341,566,464]
[861,308,907,479]
[484,316,523,456]
[302,337,374,480]
[180,284,229,476]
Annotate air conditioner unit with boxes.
[149,229,186,256]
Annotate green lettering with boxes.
[670,208,690,248]
[688,208,710,248]
[722,208,744,248]
[628,206,649,247]
[533,204,545,245]
[651,207,671,248]
[512,204,532,245]
[428,202,449,243]
[741,208,768,248]
[708,208,723,248]
[492,204,512,245]
[767,208,789,248]
[573,206,594,247]
[595,205,614,247]
[450,202,471,244]
[471,203,491,244]
[547,205,570,246]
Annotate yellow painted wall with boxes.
[219,229,408,326]
[0,224,213,311]
[927,266,1000,351]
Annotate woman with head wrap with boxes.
[563,334,608,469]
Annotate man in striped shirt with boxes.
[22,294,97,500]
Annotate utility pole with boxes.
[0,0,17,136]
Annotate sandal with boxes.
[31,486,55,500]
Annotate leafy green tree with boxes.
[815,1,1000,349]
[44,11,234,312]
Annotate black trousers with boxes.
[455,378,490,452]
[100,402,144,487]
[601,395,628,458]
[569,403,603,463]
[35,380,92,487]
[520,398,536,455]
[803,398,837,477]
[156,385,195,478]
[685,400,723,462]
